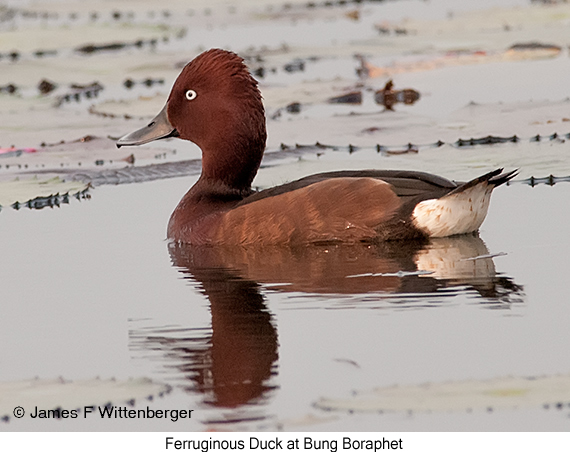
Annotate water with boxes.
[1,177,570,431]
[1,0,570,433]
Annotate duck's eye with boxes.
[185,89,197,101]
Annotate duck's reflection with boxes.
[169,245,279,409]
[172,235,522,302]
[135,234,523,412]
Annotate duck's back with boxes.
[241,170,457,204]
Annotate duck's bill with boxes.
[116,104,179,148]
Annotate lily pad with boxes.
[0,177,89,209]
[315,374,570,413]
[0,377,171,422]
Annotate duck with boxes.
[117,48,516,246]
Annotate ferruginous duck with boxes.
[117,49,516,246]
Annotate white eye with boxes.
[185,89,197,101]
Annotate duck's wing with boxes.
[240,169,457,206]
[209,176,405,245]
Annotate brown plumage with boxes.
[117,49,516,245]
[207,178,401,245]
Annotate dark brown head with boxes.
[117,49,267,190]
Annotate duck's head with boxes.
[117,48,267,190]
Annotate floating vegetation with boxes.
[0,377,171,422]
[11,187,91,211]
[0,22,182,64]
[277,132,570,153]
[286,102,302,113]
[326,81,421,108]
[374,80,420,110]
[68,160,203,186]
[328,90,363,104]
[0,83,17,94]
[243,51,321,80]
[8,144,562,190]
[375,25,412,35]
[315,373,570,414]
[519,175,570,187]
[37,79,58,95]
[507,41,562,55]
[273,79,421,116]
[0,177,91,211]
[3,129,570,193]
[283,58,306,73]
[32,49,58,58]
[56,82,103,105]
[123,77,165,89]
[76,39,152,54]
[39,134,98,148]
[0,147,37,157]
[88,104,147,120]
[0,0,387,33]
[356,39,564,80]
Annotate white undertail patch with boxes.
[412,183,493,238]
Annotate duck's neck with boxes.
[168,108,267,242]
[200,125,266,193]
[168,173,252,242]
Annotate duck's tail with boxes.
[412,168,517,238]
[489,168,519,187]
[446,168,518,197]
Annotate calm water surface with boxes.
[1,0,570,432]
[1,176,570,431]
